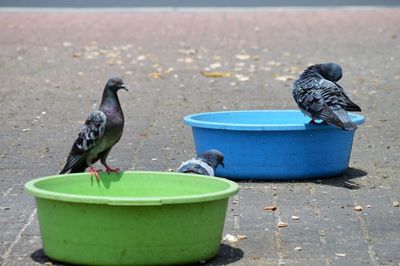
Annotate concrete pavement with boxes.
[0,8,399,265]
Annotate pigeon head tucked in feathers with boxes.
[318,63,343,82]
[199,149,225,169]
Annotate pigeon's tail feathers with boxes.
[60,154,87,174]
[68,160,89,173]
[332,82,362,112]
[344,99,362,112]
[320,105,357,131]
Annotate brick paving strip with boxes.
[0,8,399,265]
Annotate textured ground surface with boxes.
[0,9,399,266]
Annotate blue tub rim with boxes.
[183,109,365,131]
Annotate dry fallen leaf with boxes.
[284,66,300,74]
[62,42,73,47]
[235,54,251,60]
[201,71,231,78]
[22,128,31,132]
[235,74,250,82]
[336,253,346,257]
[137,55,146,61]
[393,201,400,207]
[209,62,222,69]
[184,57,194,64]
[294,247,302,251]
[149,72,163,79]
[73,52,82,58]
[178,48,197,55]
[277,222,288,228]
[291,215,300,220]
[164,67,174,74]
[237,235,248,240]
[274,75,296,82]
[353,205,363,211]
[264,205,277,211]
[261,66,272,71]
[267,60,281,66]
[223,234,239,243]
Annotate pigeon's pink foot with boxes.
[89,166,101,181]
[105,165,120,173]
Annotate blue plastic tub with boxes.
[184,110,364,180]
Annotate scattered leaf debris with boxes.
[336,253,346,257]
[149,72,163,79]
[291,215,300,220]
[235,74,250,82]
[223,234,239,243]
[264,205,277,211]
[294,247,302,251]
[235,54,251,60]
[237,235,248,240]
[62,41,73,47]
[393,201,399,207]
[209,62,222,69]
[274,74,296,82]
[267,60,281,66]
[344,181,360,189]
[353,205,363,211]
[277,222,288,228]
[201,71,231,78]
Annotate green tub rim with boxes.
[25,171,240,206]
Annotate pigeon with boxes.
[177,149,224,176]
[60,77,128,180]
[292,63,361,130]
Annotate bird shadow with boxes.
[236,167,368,190]
[31,244,243,266]
[31,249,65,265]
[90,171,123,189]
[309,167,368,189]
[192,244,244,265]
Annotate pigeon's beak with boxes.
[120,84,128,91]
[221,161,225,168]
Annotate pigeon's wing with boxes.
[292,77,325,118]
[177,158,214,176]
[294,78,357,130]
[177,161,210,175]
[318,80,358,130]
[60,110,107,174]
[333,82,361,112]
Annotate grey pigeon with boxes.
[292,63,361,130]
[177,149,224,176]
[60,77,128,180]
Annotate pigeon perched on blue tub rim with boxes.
[177,149,225,176]
[60,77,128,180]
[292,63,361,130]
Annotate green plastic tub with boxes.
[25,171,239,266]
